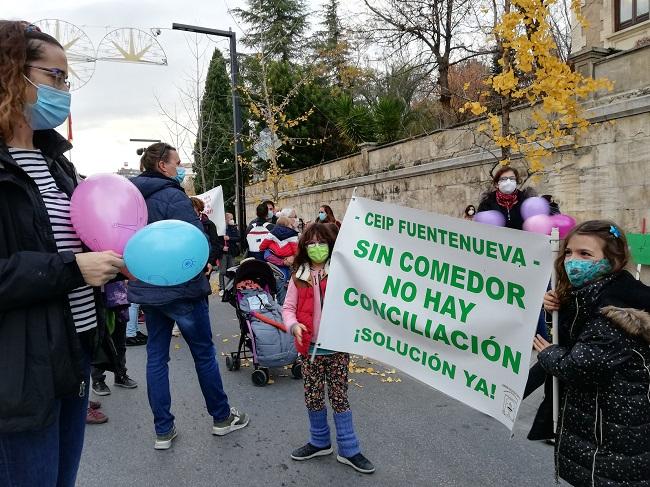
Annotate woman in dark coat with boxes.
[533,220,650,486]
[477,166,535,230]
[0,21,124,486]
[128,143,249,450]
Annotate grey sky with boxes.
[6,0,343,176]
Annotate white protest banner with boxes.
[195,186,226,235]
[318,196,553,429]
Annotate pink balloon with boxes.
[523,214,554,235]
[474,210,506,227]
[70,174,148,254]
[550,214,577,239]
[520,197,550,220]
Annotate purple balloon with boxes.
[474,210,506,227]
[520,197,550,220]
[70,174,148,254]
[523,214,554,235]
[550,214,577,239]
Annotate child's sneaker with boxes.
[291,443,333,460]
[212,407,249,436]
[337,452,375,474]
[154,426,177,450]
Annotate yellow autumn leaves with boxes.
[462,0,613,173]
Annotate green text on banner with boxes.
[317,196,553,430]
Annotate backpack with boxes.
[246,222,271,253]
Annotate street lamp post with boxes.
[129,138,161,143]
[171,22,247,239]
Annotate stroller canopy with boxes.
[234,259,279,295]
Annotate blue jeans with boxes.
[126,303,139,338]
[143,299,231,435]
[0,356,90,487]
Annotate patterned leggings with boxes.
[302,352,350,413]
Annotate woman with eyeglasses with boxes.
[0,21,125,486]
[477,166,536,230]
[128,143,249,451]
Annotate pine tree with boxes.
[313,0,354,89]
[193,48,235,208]
[321,0,342,49]
[233,0,308,62]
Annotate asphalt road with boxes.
[77,296,562,487]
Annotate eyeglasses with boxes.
[25,65,70,89]
[307,242,326,247]
[498,176,517,183]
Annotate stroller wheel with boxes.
[251,369,268,387]
[291,362,303,380]
[231,352,240,371]
[225,355,234,371]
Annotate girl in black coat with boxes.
[534,220,650,486]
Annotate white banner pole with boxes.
[550,227,560,434]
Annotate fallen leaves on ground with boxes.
[348,357,402,385]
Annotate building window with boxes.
[616,0,650,31]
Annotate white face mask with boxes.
[467,209,475,216]
[228,219,235,225]
[498,179,517,194]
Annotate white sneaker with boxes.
[218,290,224,297]
[212,407,249,436]
[171,325,181,337]
[154,426,177,450]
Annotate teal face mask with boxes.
[173,166,186,184]
[564,258,612,288]
[24,76,71,130]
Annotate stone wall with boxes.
[245,47,650,280]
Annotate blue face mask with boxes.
[267,210,274,219]
[564,258,612,288]
[24,77,71,130]
[318,212,326,221]
[173,166,186,184]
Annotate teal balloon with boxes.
[124,220,209,286]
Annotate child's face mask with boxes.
[307,243,329,263]
[564,258,612,287]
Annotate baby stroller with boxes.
[222,258,302,386]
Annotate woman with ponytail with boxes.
[127,143,249,450]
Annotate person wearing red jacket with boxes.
[281,223,375,475]
[260,216,299,304]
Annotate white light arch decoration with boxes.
[35,19,96,91]
[97,28,168,65]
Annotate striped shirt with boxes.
[9,148,97,333]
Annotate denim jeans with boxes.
[143,299,231,435]
[0,355,90,487]
[126,303,139,338]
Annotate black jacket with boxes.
[0,130,91,433]
[538,271,650,486]
[127,171,210,305]
[477,188,536,230]
[225,223,241,257]
[200,214,220,263]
